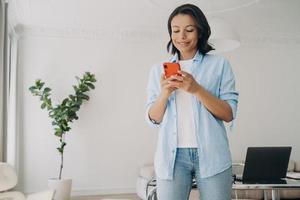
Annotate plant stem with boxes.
[59,136,64,180]
[59,151,63,179]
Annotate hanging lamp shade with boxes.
[208,17,241,53]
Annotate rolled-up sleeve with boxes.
[145,64,161,128]
[219,59,239,120]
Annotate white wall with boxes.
[18,35,167,194]
[222,0,300,161]
[226,43,300,161]
[15,0,300,195]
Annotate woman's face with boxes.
[171,14,198,58]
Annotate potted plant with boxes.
[29,72,96,200]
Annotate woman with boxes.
[145,3,239,200]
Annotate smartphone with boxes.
[163,62,181,78]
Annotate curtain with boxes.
[1,0,19,168]
[0,0,9,162]
[1,0,18,167]
[6,30,19,167]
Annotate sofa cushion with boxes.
[232,161,245,175]
[139,164,155,179]
[288,160,295,172]
[0,162,18,192]
[295,161,300,172]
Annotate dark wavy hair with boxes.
[167,4,214,55]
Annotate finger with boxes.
[170,75,184,82]
[165,83,177,90]
[161,77,172,85]
[165,76,179,81]
[165,83,175,89]
[160,73,165,81]
[178,70,190,78]
[168,80,182,88]
[167,79,182,84]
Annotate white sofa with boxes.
[0,162,54,200]
[136,160,300,200]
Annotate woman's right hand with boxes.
[160,74,177,98]
[148,74,177,123]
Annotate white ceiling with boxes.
[9,0,261,28]
[7,0,300,44]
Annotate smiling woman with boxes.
[145,3,239,200]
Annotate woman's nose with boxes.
[180,31,186,39]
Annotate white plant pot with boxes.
[48,178,72,200]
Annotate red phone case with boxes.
[163,62,181,78]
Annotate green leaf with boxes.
[86,83,95,89]
[71,106,79,112]
[41,102,46,109]
[62,123,67,130]
[69,95,75,101]
[55,132,63,137]
[80,85,89,92]
[35,79,42,85]
[29,86,36,92]
[61,142,66,148]
[90,74,96,82]
[62,98,69,106]
[36,80,45,89]
[46,99,52,108]
[79,94,89,100]
[73,85,79,92]
[55,128,63,137]
[57,147,63,154]
[43,87,51,93]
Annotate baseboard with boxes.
[71,187,136,197]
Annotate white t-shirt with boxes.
[176,59,197,148]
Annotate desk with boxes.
[233,179,300,200]
[146,178,300,200]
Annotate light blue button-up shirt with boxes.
[145,51,239,179]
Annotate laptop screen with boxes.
[242,147,292,183]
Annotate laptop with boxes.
[236,146,292,184]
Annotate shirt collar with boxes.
[170,50,203,63]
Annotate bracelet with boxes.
[149,115,160,125]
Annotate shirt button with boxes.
[172,150,175,153]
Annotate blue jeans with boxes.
[157,148,232,200]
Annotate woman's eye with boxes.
[173,30,180,33]
[186,29,194,32]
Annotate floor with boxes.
[71,193,140,200]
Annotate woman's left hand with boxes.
[168,70,200,94]
[170,70,233,122]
